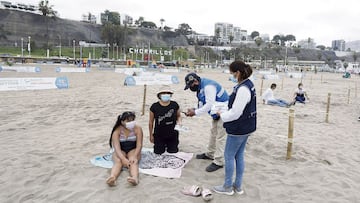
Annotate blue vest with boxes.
[197,78,229,117]
[223,79,257,135]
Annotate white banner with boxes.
[115,67,145,75]
[160,68,180,73]
[0,77,69,91]
[0,66,41,72]
[124,73,179,86]
[263,74,280,80]
[258,70,274,75]
[286,72,304,78]
[56,67,90,72]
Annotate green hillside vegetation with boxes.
[1,8,358,67]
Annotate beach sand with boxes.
[0,64,359,203]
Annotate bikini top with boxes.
[119,128,137,143]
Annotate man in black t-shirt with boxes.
[149,88,181,154]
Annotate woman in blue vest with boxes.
[213,60,257,196]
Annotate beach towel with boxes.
[90,148,193,178]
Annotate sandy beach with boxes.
[0,64,359,203]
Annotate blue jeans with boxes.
[267,99,289,107]
[224,134,249,189]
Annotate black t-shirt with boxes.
[150,101,179,136]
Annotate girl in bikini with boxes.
[106,111,143,186]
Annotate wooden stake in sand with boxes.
[260,79,264,96]
[141,84,147,116]
[325,93,331,123]
[355,82,357,98]
[347,88,351,104]
[286,108,295,160]
[281,77,284,90]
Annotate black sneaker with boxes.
[206,163,223,172]
[196,153,213,160]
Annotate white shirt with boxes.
[295,88,306,95]
[262,88,275,103]
[195,85,217,116]
[220,85,251,123]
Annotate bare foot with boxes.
[106,176,116,187]
[127,176,138,186]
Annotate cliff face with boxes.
[0,9,188,47]
[0,9,102,47]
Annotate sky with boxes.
[15,0,360,47]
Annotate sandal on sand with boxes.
[181,185,202,197]
[201,188,213,201]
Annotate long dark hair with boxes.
[109,111,136,148]
[229,60,253,81]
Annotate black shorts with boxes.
[153,130,179,154]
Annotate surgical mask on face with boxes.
[190,84,199,92]
[125,120,136,129]
[299,86,303,89]
[230,75,238,83]
[160,94,171,102]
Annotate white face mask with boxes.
[160,94,171,102]
[125,120,136,129]
[230,75,238,83]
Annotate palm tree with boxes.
[352,52,358,62]
[229,35,234,46]
[160,18,165,30]
[135,17,144,27]
[215,28,221,45]
[38,0,56,17]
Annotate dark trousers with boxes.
[153,130,179,154]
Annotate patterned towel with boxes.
[90,148,193,178]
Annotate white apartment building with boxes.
[214,22,233,44]
[298,38,316,49]
[215,22,249,45]
[82,14,97,24]
[332,40,346,51]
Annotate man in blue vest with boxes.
[184,72,229,172]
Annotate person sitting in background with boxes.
[262,83,292,107]
[293,82,309,104]
[106,111,143,187]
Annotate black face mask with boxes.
[190,84,199,92]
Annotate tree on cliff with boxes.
[176,23,192,35]
[38,0,56,17]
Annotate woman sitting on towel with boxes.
[293,82,309,104]
[106,111,143,186]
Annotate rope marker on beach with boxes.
[325,93,331,123]
[286,108,295,160]
[141,84,147,116]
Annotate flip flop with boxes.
[201,188,213,201]
[181,185,202,197]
